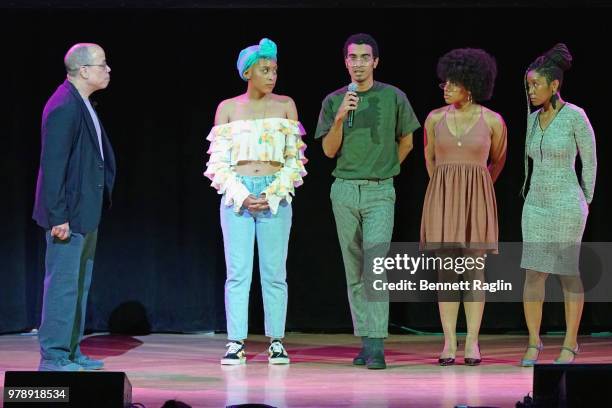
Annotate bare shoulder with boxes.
[217,96,239,113]
[269,93,296,106]
[426,106,448,127]
[269,93,297,119]
[482,106,505,128]
[214,97,239,125]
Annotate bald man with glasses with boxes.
[33,43,116,371]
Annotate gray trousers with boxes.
[330,178,395,338]
[39,229,98,361]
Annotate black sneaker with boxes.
[221,341,246,365]
[268,340,290,365]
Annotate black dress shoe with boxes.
[366,338,386,370]
[464,343,481,366]
[438,357,456,366]
[464,357,481,366]
[353,337,371,366]
[352,348,368,366]
[366,353,386,369]
[438,340,457,366]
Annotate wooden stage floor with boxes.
[2,333,612,407]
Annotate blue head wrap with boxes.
[236,38,277,81]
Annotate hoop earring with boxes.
[550,91,558,109]
[468,93,473,104]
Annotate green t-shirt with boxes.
[314,81,421,180]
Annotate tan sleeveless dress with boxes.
[420,107,501,251]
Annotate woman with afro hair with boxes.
[420,48,507,366]
[520,43,596,366]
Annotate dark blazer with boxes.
[33,80,116,234]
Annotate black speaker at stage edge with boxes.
[532,364,612,407]
[3,371,132,408]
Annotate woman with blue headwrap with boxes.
[205,38,307,365]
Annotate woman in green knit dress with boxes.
[520,44,597,366]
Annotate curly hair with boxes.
[437,48,497,102]
[343,33,379,58]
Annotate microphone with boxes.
[347,82,358,128]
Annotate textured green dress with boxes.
[521,103,597,275]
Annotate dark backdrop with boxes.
[1,6,610,335]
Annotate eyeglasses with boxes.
[346,55,373,66]
[82,63,110,69]
[439,81,462,92]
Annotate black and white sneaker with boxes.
[268,340,290,365]
[221,341,246,365]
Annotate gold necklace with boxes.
[451,104,477,147]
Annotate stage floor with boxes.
[1,333,612,407]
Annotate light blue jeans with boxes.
[220,175,292,341]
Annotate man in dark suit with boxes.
[33,43,116,371]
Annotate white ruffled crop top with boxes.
[204,118,308,214]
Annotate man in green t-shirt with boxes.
[315,33,420,369]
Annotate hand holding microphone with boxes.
[335,82,359,127]
[347,82,359,128]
